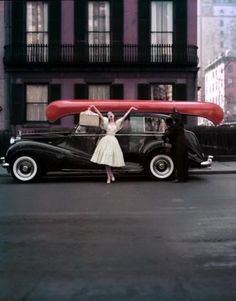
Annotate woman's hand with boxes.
[130,106,138,111]
[88,105,95,111]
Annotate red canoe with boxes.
[46,100,224,125]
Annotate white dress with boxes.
[91,117,125,167]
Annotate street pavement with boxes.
[0,173,236,301]
[1,161,236,177]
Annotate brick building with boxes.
[198,0,236,100]
[3,0,198,132]
[205,55,236,123]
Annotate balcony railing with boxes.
[4,44,198,67]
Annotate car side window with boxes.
[129,116,144,133]
[144,117,167,133]
[118,118,131,134]
[75,125,103,134]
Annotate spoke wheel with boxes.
[148,154,174,180]
[11,156,40,182]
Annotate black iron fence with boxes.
[188,126,236,161]
[4,44,198,67]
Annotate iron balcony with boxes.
[4,44,198,68]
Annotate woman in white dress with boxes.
[89,105,137,183]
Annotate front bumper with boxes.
[0,157,10,169]
[200,155,213,168]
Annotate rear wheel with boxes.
[11,155,41,182]
[148,154,174,180]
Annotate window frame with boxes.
[26,1,49,45]
[88,84,111,99]
[88,1,111,45]
[87,1,111,62]
[150,83,174,101]
[150,0,173,45]
[25,84,49,122]
[25,1,49,62]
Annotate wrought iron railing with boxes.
[4,44,198,67]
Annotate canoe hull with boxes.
[46,100,224,125]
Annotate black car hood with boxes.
[19,131,71,145]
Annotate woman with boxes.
[89,105,137,183]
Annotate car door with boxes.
[60,125,104,169]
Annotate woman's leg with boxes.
[106,165,115,183]
[110,167,115,181]
[105,165,111,183]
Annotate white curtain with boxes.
[88,1,110,45]
[26,85,48,121]
[151,84,173,101]
[26,1,48,44]
[151,1,173,44]
[89,85,110,99]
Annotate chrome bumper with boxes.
[0,157,10,169]
[200,155,213,167]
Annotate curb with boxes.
[189,169,236,175]
[1,168,236,178]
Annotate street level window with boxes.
[88,85,110,99]
[151,84,173,101]
[26,1,48,62]
[151,1,173,62]
[88,1,110,62]
[26,85,48,121]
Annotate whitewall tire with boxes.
[149,154,174,180]
[11,156,40,182]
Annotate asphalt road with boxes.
[0,174,236,301]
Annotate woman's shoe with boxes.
[111,175,115,182]
[107,178,111,184]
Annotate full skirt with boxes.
[91,135,125,167]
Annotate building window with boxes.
[88,1,110,62]
[151,1,173,62]
[26,1,48,62]
[220,19,224,26]
[228,64,233,73]
[88,85,110,99]
[26,85,48,121]
[151,84,173,101]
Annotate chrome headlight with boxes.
[10,136,21,144]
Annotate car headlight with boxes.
[10,136,21,144]
[10,137,15,144]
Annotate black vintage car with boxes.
[0,113,213,182]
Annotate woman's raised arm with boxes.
[88,105,104,119]
[120,106,138,123]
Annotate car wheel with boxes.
[11,155,41,182]
[148,154,174,180]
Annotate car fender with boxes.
[5,141,85,170]
[140,140,171,164]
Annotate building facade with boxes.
[198,0,236,99]
[3,0,198,133]
[205,55,236,123]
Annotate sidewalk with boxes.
[189,161,236,175]
[1,161,236,177]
